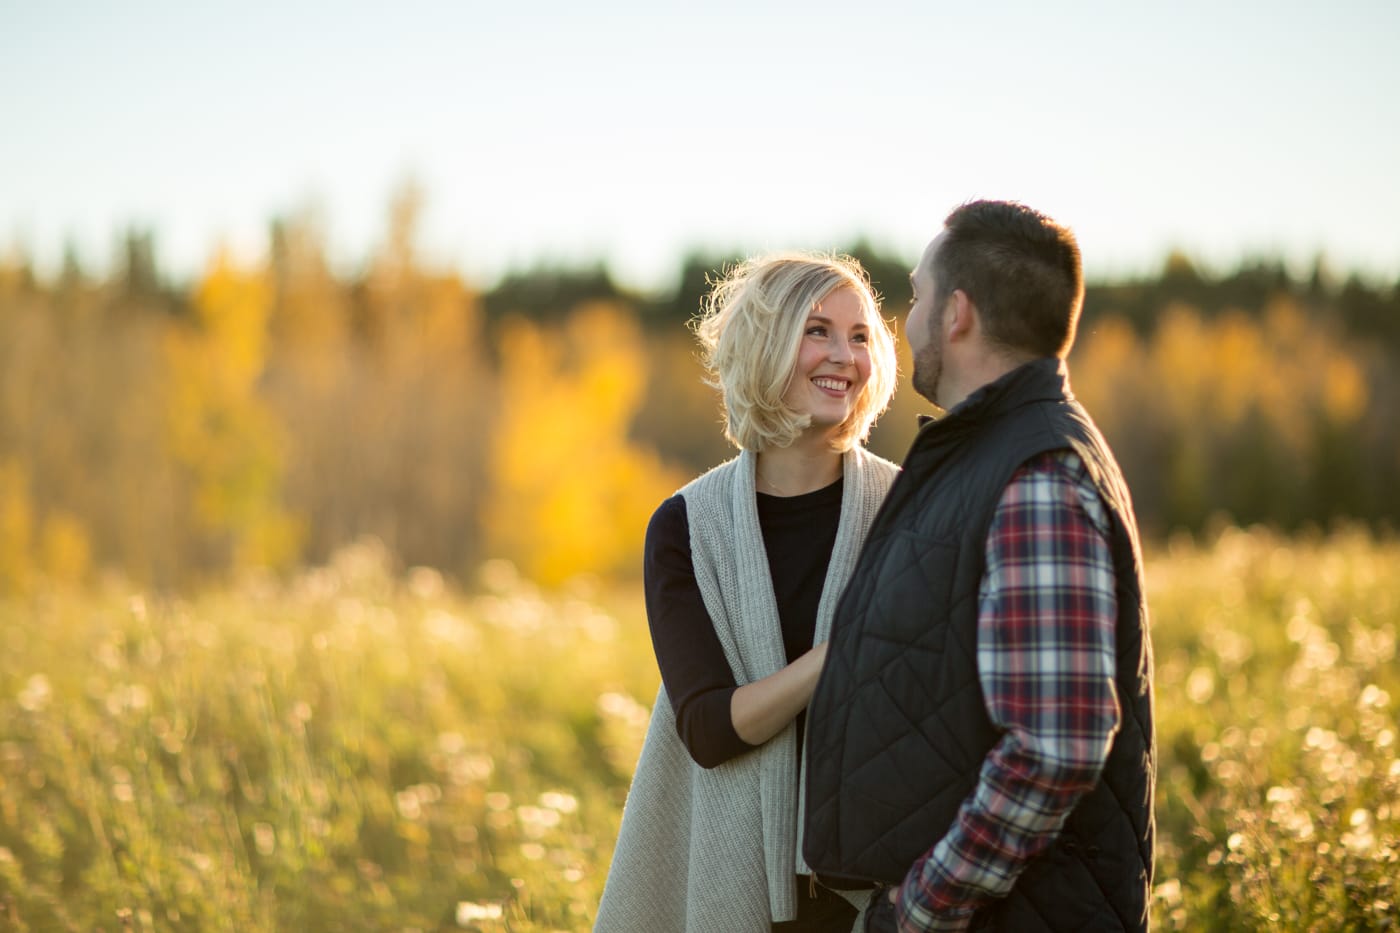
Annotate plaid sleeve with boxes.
[895,450,1120,932]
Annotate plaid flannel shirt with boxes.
[893,449,1121,932]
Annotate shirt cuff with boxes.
[897,904,975,933]
[896,878,977,933]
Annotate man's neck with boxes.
[940,347,1039,411]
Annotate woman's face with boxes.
[780,286,872,434]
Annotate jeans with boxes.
[770,876,860,932]
[860,884,898,933]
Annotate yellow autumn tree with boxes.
[269,208,350,387]
[1072,299,1374,532]
[486,302,685,586]
[164,248,301,573]
[0,460,34,593]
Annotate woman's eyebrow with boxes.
[807,314,867,327]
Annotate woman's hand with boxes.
[730,642,829,745]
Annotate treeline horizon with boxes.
[17,227,1399,339]
[2,189,1397,590]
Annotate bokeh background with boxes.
[1,2,1398,930]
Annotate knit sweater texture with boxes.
[594,445,898,932]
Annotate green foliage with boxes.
[2,532,1397,929]
[483,265,628,326]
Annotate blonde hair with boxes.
[691,252,897,452]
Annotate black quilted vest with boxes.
[803,358,1155,932]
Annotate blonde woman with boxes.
[595,254,900,932]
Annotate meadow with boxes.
[1,528,1396,932]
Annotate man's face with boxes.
[907,234,946,406]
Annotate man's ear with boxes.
[946,290,978,343]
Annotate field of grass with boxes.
[1,529,1397,931]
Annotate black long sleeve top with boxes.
[642,477,844,768]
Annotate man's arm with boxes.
[895,450,1121,932]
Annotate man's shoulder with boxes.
[1001,449,1111,536]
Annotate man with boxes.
[803,201,1154,932]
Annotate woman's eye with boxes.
[806,326,828,337]
[852,333,869,344]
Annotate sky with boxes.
[3,0,1399,291]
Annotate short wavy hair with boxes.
[691,252,898,452]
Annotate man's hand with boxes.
[862,884,899,933]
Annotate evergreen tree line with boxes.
[1,196,1396,590]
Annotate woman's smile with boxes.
[812,376,852,395]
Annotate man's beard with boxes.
[911,304,946,407]
[911,340,943,408]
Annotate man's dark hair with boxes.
[932,200,1085,358]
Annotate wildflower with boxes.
[16,674,51,712]
[396,790,422,821]
[1359,684,1391,710]
[456,901,503,924]
[517,805,561,838]
[540,791,578,814]
[1186,667,1214,704]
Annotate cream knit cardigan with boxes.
[594,446,899,932]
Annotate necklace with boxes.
[755,468,796,497]
[756,461,840,497]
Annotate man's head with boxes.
[907,200,1084,408]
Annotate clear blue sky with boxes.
[3,0,1398,289]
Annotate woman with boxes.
[595,254,900,932]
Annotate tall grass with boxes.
[1,529,1396,930]
[0,541,654,932]
[1150,526,1398,930]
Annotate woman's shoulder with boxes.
[644,495,695,575]
[677,453,745,502]
[647,493,689,543]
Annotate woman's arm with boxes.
[644,497,757,768]
[645,496,825,766]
